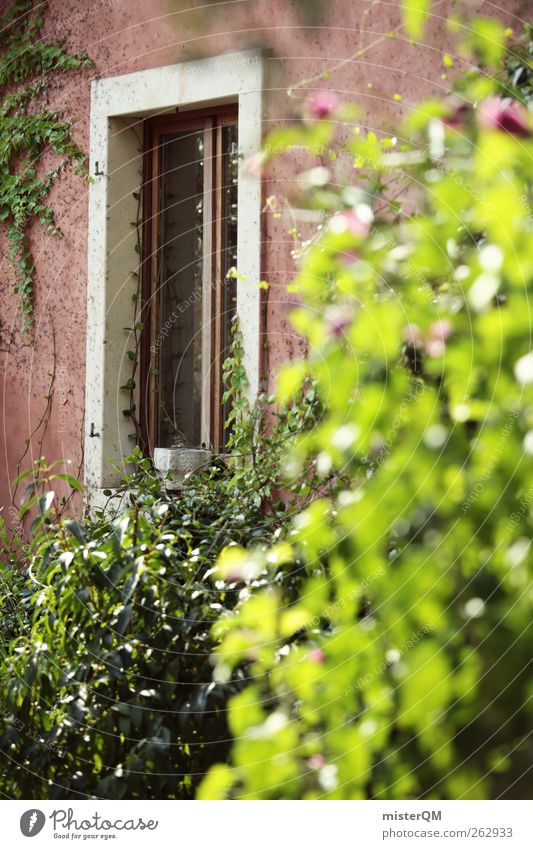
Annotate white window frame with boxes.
[84,49,264,506]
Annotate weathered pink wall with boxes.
[0,0,524,519]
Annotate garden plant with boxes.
[0,10,532,802]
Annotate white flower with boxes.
[464,597,485,619]
[332,424,359,451]
[523,430,533,454]
[479,244,504,272]
[452,403,470,422]
[297,166,330,190]
[467,272,499,312]
[505,538,530,568]
[423,424,448,448]
[514,352,533,385]
[318,764,338,791]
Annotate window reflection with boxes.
[221,125,238,445]
[146,114,239,452]
[158,130,204,448]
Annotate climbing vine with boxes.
[0,0,90,333]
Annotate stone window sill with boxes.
[153,447,214,490]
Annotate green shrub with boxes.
[0,334,317,799]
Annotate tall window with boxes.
[141,106,238,453]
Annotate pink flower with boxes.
[226,572,245,585]
[425,339,445,358]
[443,99,470,129]
[308,754,326,769]
[326,306,353,339]
[403,323,423,347]
[404,320,454,357]
[429,319,454,342]
[339,248,360,266]
[305,90,340,121]
[425,319,454,358]
[330,209,371,239]
[478,96,531,138]
[308,648,326,664]
[243,151,266,176]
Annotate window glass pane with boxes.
[221,123,238,444]
[158,129,204,448]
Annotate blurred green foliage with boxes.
[199,21,533,799]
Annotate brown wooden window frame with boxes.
[140,104,238,455]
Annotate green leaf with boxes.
[64,519,86,543]
[402,0,430,38]
[50,473,83,492]
[197,764,234,800]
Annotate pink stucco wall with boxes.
[0,0,524,518]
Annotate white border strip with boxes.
[5,800,532,847]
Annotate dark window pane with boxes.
[157,130,204,448]
[221,124,238,444]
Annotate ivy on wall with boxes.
[0,0,90,333]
